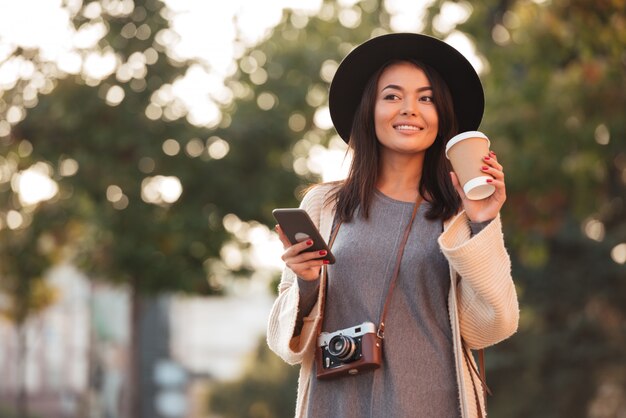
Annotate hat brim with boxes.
[329,33,484,143]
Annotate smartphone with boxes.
[272,208,336,264]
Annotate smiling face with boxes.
[374,61,439,158]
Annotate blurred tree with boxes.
[208,0,391,223]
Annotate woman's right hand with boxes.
[276,225,329,281]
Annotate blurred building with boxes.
[0,264,274,418]
[0,264,91,417]
[169,290,274,381]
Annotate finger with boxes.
[487,178,507,200]
[287,258,328,272]
[275,225,315,254]
[483,154,503,172]
[286,260,326,280]
[480,164,505,181]
[287,249,330,265]
[281,238,315,261]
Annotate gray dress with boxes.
[298,191,462,418]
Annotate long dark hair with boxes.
[331,59,461,222]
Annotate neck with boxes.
[376,153,425,202]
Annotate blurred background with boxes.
[0,0,624,417]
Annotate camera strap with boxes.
[318,198,421,338]
[316,219,342,334]
[376,198,421,339]
[317,198,419,342]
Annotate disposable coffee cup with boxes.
[445,131,495,200]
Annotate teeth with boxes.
[395,125,423,131]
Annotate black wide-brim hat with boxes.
[329,33,484,143]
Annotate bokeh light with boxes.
[141,175,183,206]
[12,163,59,206]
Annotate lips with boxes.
[393,124,424,131]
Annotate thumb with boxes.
[274,225,292,249]
[450,172,466,200]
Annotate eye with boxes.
[419,95,434,103]
[382,93,400,100]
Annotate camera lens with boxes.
[328,335,356,361]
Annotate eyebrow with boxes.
[381,84,433,93]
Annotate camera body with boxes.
[316,321,382,380]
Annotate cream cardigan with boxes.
[267,184,519,418]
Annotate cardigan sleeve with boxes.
[294,277,321,336]
[266,185,330,365]
[438,212,520,349]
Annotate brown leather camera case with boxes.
[316,333,383,380]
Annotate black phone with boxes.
[272,208,335,264]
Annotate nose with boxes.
[401,100,417,116]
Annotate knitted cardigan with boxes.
[267,184,519,418]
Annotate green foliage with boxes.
[0,0,309,298]
[208,0,389,225]
[0,197,64,324]
[8,5,222,295]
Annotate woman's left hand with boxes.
[450,150,506,223]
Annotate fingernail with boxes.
[481,166,489,170]
[484,156,491,160]
[323,260,330,265]
[319,250,327,256]
[486,179,493,183]
[306,240,313,245]
[490,151,496,156]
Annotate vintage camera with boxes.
[316,321,382,380]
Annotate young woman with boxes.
[267,33,519,418]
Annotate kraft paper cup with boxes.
[445,131,495,200]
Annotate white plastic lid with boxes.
[463,176,496,200]
[445,131,490,158]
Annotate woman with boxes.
[267,33,519,418]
